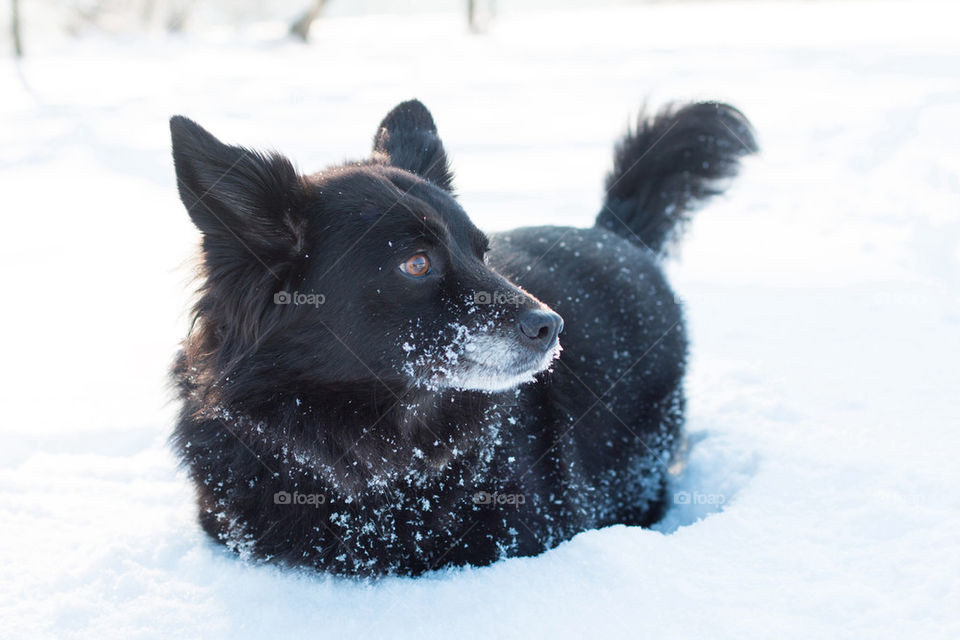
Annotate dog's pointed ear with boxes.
[372,99,455,192]
[170,116,306,276]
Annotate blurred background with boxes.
[3,0,956,438]
[2,1,959,638]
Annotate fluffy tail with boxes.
[595,101,758,254]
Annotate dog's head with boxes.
[172,100,562,400]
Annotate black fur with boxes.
[169,99,756,576]
[372,100,455,192]
[596,101,757,254]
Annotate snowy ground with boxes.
[2,1,959,637]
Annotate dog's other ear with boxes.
[170,116,306,275]
[372,99,455,192]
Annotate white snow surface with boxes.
[2,1,959,638]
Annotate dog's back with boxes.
[476,102,758,536]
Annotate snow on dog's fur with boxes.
[169,99,756,576]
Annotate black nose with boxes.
[518,309,563,349]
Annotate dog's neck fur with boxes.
[189,373,509,497]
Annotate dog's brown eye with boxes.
[400,253,430,277]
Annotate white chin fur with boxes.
[439,336,562,392]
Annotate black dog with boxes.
[170,99,755,576]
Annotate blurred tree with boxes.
[290,0,327,42]
[467,0,495,33]
[64,0,193,35]
[12,0,23,56]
